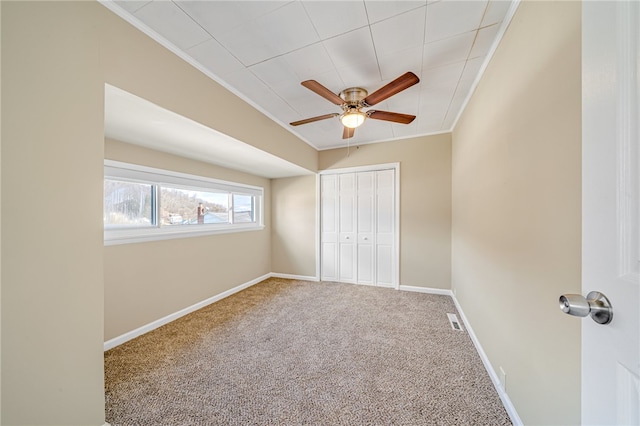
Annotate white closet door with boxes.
[320,174,338,281]
[356,172,375,285]
[321,167,397,287]
[375,169,395,287]
[338,173,356,283]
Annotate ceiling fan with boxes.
[290,71,420,139]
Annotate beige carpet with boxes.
[105,278,511,425]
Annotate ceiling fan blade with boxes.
[342,126,355,139]
[368,110,416,124]
[290,113,339,126]
[363,72,420,106]
[301,80,345,105]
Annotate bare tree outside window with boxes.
[104,180,153,227]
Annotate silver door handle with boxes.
[559,291,613,325]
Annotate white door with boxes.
[581,2,639,424]
[338,173,357,283]
[320,166,398,287]
[320,174,338,281]
[357,172,375,285]
[375,169,395,286]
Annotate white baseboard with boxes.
[104,273,271,351]
[270,272,319,282]
[398,285,453,296]
[451,295,523,425]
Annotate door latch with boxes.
[559,291,613,325]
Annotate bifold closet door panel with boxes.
[357,172,375,285]
[321,174,338,281]
[321,168,396,286]
[338,173,356,283]
[376,169,395,286]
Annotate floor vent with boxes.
[447,313,464,331]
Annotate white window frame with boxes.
[104,160,264,246]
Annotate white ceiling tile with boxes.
[459,56,485,86]
[425,0,488,43]
[385,85,420,114]
[379,46,423,81]
[469,24,500,58]
[216,2,319,66]
[222,69,273,103]
[442,91,467,128]
[250,56,300,88]
[336,60,381,89]
[418,102,450,132]
[283,43,336,81]
[295,120,346,149]
[421,60,465,90]
[177,1,290,38]
[370,6,426,57]
[323,27,377,70]
[114,0,151,14]
[133,0,211,50]
[354,120,395,141]
[303,1,369,39]
[481,0,512,27]
[391,120,420,139]
[186,38,244,77]
[268,99,304,126]
[415,114,447,133]
[364,0,427,24]
[423,31,476,69]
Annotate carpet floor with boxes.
[105,278,512,425]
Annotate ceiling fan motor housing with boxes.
[340,87,368,106]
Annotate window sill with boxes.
[104,223,265,246]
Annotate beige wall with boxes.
[271,175,317,278]
[2,2,105,424]
[104,139,272,340]
[319,134,451,289]
[1,2,315,424]
[451,2,582,424]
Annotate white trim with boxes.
[270,273,320,282]
[398,285,453,296]
[104,273,270,351]
[451,295,523,426]
[318,162,400,175]
[105,223,264,246]
[105,160,263,196]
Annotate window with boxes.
[104,160,263,245]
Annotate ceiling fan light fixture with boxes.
[340,110,366,128]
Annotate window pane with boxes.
[160,187,229,225]
[233,194,255,223]
[104,179,153,227]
